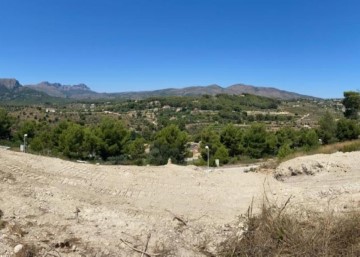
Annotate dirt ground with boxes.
[0,149,359,256]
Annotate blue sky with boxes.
[0,0,359,98]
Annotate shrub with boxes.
[336,118,360,141]
[277,143,293,160]
[217,200,360,257]
[213,144,230,165]
[150,124,188,165]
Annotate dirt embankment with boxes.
[275,152,353,179]
[0,150,359,256]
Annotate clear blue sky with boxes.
[0,0,359,98]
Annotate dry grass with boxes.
[279,139,360,163]
[217,199,360,257]
[315,139,360,154]
[340,141,360,153]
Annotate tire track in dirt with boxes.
[2,153,192,206]
[0,150,295,223]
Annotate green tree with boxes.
[51,121,70,149]
[265,133,278,155]
[300,129,319,150]
[30,127,54,154]
[220,124,243,157]
[59,123,87,159]
[0,108,12,139]
[275,127,297,148]
[343,91,360,119]
[16,120,37,141]
[30,136,47,153]
[243,124,268,159]
[336,118,360,141]
[125,137,146,161]
[83,127,101,158]
[150,124,188,165]
[277,143,293,159]
[213,144,230,165]
[200,126,228,166]
[318,112,337,144]
[96,118,130,160]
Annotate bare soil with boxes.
[0,150,359,256]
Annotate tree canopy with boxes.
[150,124,188,165]
[343,91,360,120]
[0,108,12,139]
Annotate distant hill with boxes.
[110,84,315,100]
[226,84,311,100]
[26,81,107,99]
[0,78,22,91]
[0,78,318,102]
[0,79,55,103]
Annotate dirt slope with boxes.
[276,151,360,212]
[0,150,359,256]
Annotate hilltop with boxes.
[110,83,316,100]
[26,81,107,99]
[0,78,317,102]
[0,79,59,103]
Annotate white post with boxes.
[23,134,27,153]
[205,145,209,170]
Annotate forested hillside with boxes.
[0,92,358,166]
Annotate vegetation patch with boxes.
[340,141,360,153]
[217,200,360,257]
[0,91,359,166]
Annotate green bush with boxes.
[149,124,188,165]
[277,143,293,159]
[336,118,360,141]
[213,144,230,165]
[0,108,12,139]
[243,124,268,159]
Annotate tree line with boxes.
[111,94,280,113]
[0,91,359,166]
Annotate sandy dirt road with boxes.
[0,149,359,256]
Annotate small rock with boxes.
[14,244,23,253]
[72,245,77,251]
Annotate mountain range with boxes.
[0,79,57,103]
[0,78,317,102]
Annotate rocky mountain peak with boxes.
[0,79,22,90]
[71,83,90,90]
[37,81,62,88]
